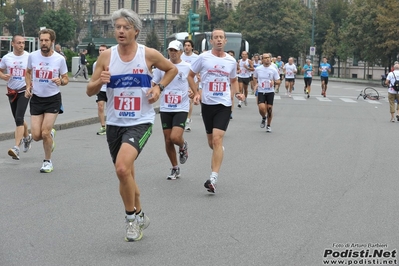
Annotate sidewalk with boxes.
[0,77,380,141]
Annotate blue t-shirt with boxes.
[303,64,313,78]
[320,63,331,77]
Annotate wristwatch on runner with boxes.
[156,83,165,92]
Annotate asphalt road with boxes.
[1,79,398,266]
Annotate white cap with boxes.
[167,40,183,51]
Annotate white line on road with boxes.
[340,98,357,103]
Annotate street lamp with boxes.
[310,0,316,63]
[85,0,93,38]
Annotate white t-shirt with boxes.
[0,51,29,90]
[284,63,297,79]
[190,51,237,107]
[254,65,280,93]
[181,53,199,64]
[93,61,107,92]
[386,70,399,95]
[153,60,191,112]
[27,50,68,97]
[238,59,251,78]
[181,52,199,83]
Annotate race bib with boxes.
[306,70,312,77]
[35,69,53,80]
[10,67,25,77]
[287,71,293,76]
[113,88,142,119]
[164,91,182,108]
[208,81,227,92]
[260,80,271,89]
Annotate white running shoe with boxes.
[23,134,32,153]
[266,126,272,133]
[184,118,191,132]
[40,161,53,173]
[8,146,20,160]
[125,217,143,242]
[204,175,217,193]
[167,167,181,180]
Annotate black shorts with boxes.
[257,92,275,105]
[160,111,188,130]
[106,123,152,164]
[96,91,107,102]
[201,103,231,134]
[285,78,295,83]
[238,77,251,85]
[304,78,312,86]
[321,76,329,84]
[30,93,62,115]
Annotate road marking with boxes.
[274,95,281,100]
[293,96,306,101]
[365,100,382,104]
[316,97,332,102]
[340,98,357,103]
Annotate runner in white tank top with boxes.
[25,29,69,173]
[188,28,245,194]
[283,57,297,97]
[86,8,178,242]
[0,35,32,160]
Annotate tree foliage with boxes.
[146,29,161,51]
[37,9,76,45]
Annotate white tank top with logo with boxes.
[190,51,237,107]
[238,59,251,78]
[27,50,68,97]
[0,51,29,90]
[153,60,191,112]
[106,44,155,126]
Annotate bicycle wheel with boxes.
[364,87,379,100]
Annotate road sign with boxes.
[310,46,316,56]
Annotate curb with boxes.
[0,106,160,142]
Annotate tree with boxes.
[38,9,76,45]
[146,29,161,51]
[233,0,310,58]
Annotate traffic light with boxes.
[188,9,200,33]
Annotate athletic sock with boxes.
[126,210,136,220]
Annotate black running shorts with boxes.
[160,111,188,130]
[96,91,107,103]
[106,123,152,164]
[238,77,251,85]
[30,93,62,115]
[321,76,329,84]
[201,103,231,134]
[304,78,312,87]
[257,92,275,105]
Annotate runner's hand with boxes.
[147,85,160,104]
[193,93,201,105]
[101,66,111,84]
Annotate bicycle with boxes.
[357,87,385,100]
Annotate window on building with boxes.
[172,0,180,14]
[131,0,139,12]
[104,0,110,14]
[118,0,124,9]
[150,0,157,13]
[92,0,97,14]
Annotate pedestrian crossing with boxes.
[247,94,387,104]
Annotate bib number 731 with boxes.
[114,96,141,111]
